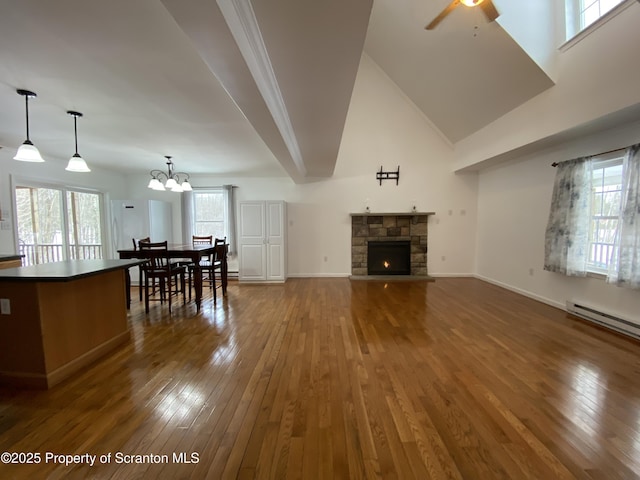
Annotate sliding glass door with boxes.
[15,184,105,266]
[66,190,103,261]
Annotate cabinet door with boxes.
[239,202,267,280]
[266,201,285,281]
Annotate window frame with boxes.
[11,175,107,266]
[192,188,229,242]
[586,153,624,275]
[562,0,635,49]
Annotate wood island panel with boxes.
[0,260,139,388]
[0,259,22,269]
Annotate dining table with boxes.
[118,242,228,311]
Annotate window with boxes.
[580,0,624,28]
[184,186,236,254]
[565,0,628,40]
[588,156,623,273]
[15,184,105,266]
[545,144,640,288]
[193,189,228,241]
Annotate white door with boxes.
[266,201,285,281]
[239,202,267,280]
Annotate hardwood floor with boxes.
[1,277,639,479]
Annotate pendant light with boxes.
[65,111,90,172]
[14,89,44,162]
[148,156,192,192]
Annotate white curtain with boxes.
[181,191,195,244]
[607,144,640,288]
[544,157,592,276]
[223,185,237,256]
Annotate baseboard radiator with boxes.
[566,301,640,340]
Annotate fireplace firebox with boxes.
[367,241,411,275]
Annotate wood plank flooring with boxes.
[1,277,639,479]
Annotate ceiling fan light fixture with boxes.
[14,89,44,162]
[425,0,498,30]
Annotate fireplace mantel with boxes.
[349,212,435,217]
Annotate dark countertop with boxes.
[0,259,146,282]
[0,254,25,262]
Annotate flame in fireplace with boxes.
[383,261,390,269]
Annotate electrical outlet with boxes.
[0,298,10,315]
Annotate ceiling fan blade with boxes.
[479,0,499,23]
[425,0,460,30]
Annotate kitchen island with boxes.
[0,253,24,269]
[0,259,145,388]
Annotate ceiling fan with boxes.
[425,0,499,30]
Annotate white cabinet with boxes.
[238,201,287,282]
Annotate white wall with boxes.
[0,148,127,255]
[476,124,640,323]
[121,54,479,277]
[496,0,560,81]
[455,2,640,170]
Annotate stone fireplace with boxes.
[350,212,434,277]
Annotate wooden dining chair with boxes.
[187,235,225,302]
[132,237,150,301]
[139,240,186,313]
[214,237,229,296]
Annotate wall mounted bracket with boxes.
[376,166,400,185]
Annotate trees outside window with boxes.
[15,185,104,265]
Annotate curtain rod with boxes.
[551,145,630,167]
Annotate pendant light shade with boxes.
[65,111,90,172]
[14,89,44,162]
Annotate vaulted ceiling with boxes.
[0,0,556,183]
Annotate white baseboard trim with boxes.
[287,273,351,278]
[473,274,565,311]
[429,273,474,278]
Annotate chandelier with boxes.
[148,156,192,192]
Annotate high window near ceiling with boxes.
[564,0,628,40]
[14,184,104,266]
